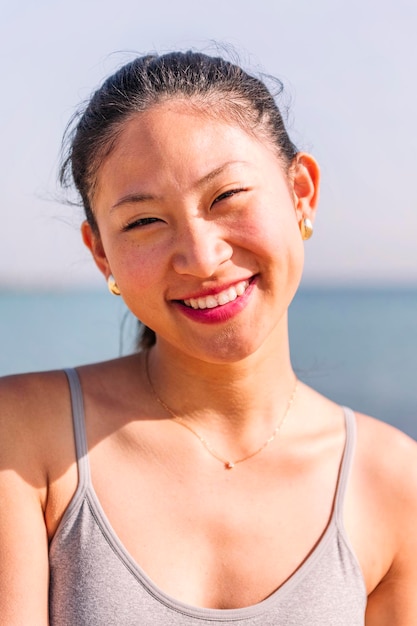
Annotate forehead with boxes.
[114,101,262,157]
[97,101,281,189]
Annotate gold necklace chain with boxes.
[145,351,297,470]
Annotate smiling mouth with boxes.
[182,280,250,310]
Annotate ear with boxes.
[81,220,111,279]
[290,153,320,223]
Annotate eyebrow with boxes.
[111,161,248,210]
[194,161,248,188]
[111,193,156,211]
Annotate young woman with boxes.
[1,51,416,625]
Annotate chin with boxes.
[182,328,271,365]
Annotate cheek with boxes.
[105,238,166,295]
[116,250,166,323]
[233,205,303,263]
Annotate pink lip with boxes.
[173,276,257,324]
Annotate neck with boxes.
[144,330,296,438]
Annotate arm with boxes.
[365,429,417,625]
[0,376,51,624]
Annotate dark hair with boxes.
[60,50,298,349]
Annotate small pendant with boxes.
[225,461,235,469]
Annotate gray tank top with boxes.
[49,368,366,625]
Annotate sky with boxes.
[1,0,416,290]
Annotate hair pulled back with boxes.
[60,50,298,349]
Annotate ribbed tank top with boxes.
[48,368,367,625]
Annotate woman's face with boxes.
[83,101,319,363]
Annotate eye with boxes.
[122,217,161,231]
[212,188,247,206]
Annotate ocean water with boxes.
[1,287,416,439]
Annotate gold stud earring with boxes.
[300,217,313,240]
[107,274,121,296]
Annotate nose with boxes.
[171,219,233,277]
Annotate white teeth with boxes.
[205,296,219,309]
[226,286,238,302]
[183,280,249,310]
[217,291,231,305]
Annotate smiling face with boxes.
[83,100,319,363]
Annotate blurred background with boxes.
[1,0,416,436]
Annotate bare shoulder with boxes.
[354,412,417,533]
[0,370,74,621]
[0,369,71,428]
[353,413,417,623]
[355,411,417,498]
[0,368,70,410]
[0,370,73,483]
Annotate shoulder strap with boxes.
[63,368,91,490]
[334,407,356,525]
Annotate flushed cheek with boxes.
[233,214,304,269]
[105,240,167,302]
[248,230,304,303]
